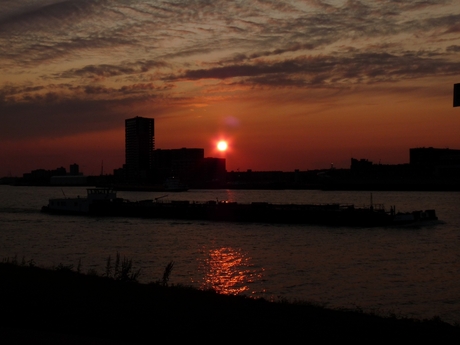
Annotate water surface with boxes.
[1,186,459,324]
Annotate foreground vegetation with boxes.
[0,259,459,344]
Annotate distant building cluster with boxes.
[114,116,226,187]
[326,147,460,190]
[4,118,460,191]
[8,116,226,187]
[21,163,86,186]
[350,147,460,177]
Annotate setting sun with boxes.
[217,141,228,152]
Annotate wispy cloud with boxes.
[1,0,459,173]
[1,1,458,94]
[57,60,169,79]
[177,50,460,86]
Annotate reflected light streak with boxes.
[198,247,263,295]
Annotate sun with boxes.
[217,140,228,151]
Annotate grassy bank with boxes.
[0,261,459,344]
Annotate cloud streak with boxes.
[178,51,460,85]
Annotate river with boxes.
[1,185,459,324]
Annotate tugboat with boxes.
[41,188,117,215]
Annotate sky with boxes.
[1,0,460,176]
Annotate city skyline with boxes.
[1,1,460,176]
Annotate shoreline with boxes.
[1,262,459,343]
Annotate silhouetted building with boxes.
[69,163,80,175]
[196,157,227,186]
[410,147,460,168]
[50,163,86,185]
[22,167,67,185]
[410,147,460,177]
[153,148,204,183]
[454,83,460,107]
[125,116,155,180]
[350,158,373,173]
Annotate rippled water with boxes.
[1,185,459,324]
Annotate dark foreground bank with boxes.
[1,263,459,344]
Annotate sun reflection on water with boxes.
[197,247,263,295]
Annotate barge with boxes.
[41,188,438,227]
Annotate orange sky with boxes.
[1,1,460,176]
